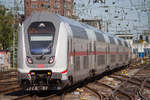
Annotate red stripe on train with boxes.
[38,64,44,68]
[61,69,67,74]
[69,51,128,56]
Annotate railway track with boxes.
[80,61,150,100]
[0,85,20,94]
[40,93,64,100]
[1,60,150,100]
[0,70,17,81]
[110,74,150,89]
[0,69,16,74]
[0,75,17,79]
[84,85,105,99]
[137,74,150,100]
[95,81,132,100]
[110,64,150,100]
[12,92,41,100]
[12,90,66,100]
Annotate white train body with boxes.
[17,12,131,90]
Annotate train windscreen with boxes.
[28,22,55,55]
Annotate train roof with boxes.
[23,12,129,47]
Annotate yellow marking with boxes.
[76,88,84,92]
[125,74,128,76]
[80,97,87,100]
[104,76,108,79]
[121,70,128,75]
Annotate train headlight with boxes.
[27,56,33,64]
[47,72,51,75]
[48,56,55,64]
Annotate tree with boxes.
[0,5,14,50]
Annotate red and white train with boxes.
[17,12,132,90]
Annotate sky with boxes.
[0,0,149,35]
[74,0,150,34]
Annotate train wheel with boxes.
[68,76,73,85]
[106,66,110,72]
[89,70,95,78]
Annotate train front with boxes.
[17,13,68,90]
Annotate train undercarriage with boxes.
[19,70,66,91]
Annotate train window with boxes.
[70,25,88,39]
[108,36,115,44]
[111,55,116,63]
[75,56,80,71]
[95,32,105,42]
[83,56,89,68]
[119,55,123,61]
[28,22,55,55]
[89,43,92,53]
[97,55,105,65]
[28,22,55,34]
[125,55,128,60]
[117,39,122,46]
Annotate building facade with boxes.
[24,0,73,18]
[79,19,102,29]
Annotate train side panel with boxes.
[17,12,132,90]
[54,22,68,81]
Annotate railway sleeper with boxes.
[110,75,150,89]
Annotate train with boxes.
[17,12,132,91]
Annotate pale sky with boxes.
[0,0,149,34]
[74,0,150,34]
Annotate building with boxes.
[79,19,102,29]
[24,0,73,18]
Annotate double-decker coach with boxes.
[17,12,131,90]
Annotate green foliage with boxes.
[0,5,14,50]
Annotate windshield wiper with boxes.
[39,48,49,59]
[39,42,52,59]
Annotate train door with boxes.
[94,41,97,70]
[69,38,77,82]
[68,38,74,81]
[89,41,95,73]
[80,40,90,80]
[116,46,119,67]
[106,43,110,70]
[73,38,81,82]
[117,39,123,66]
